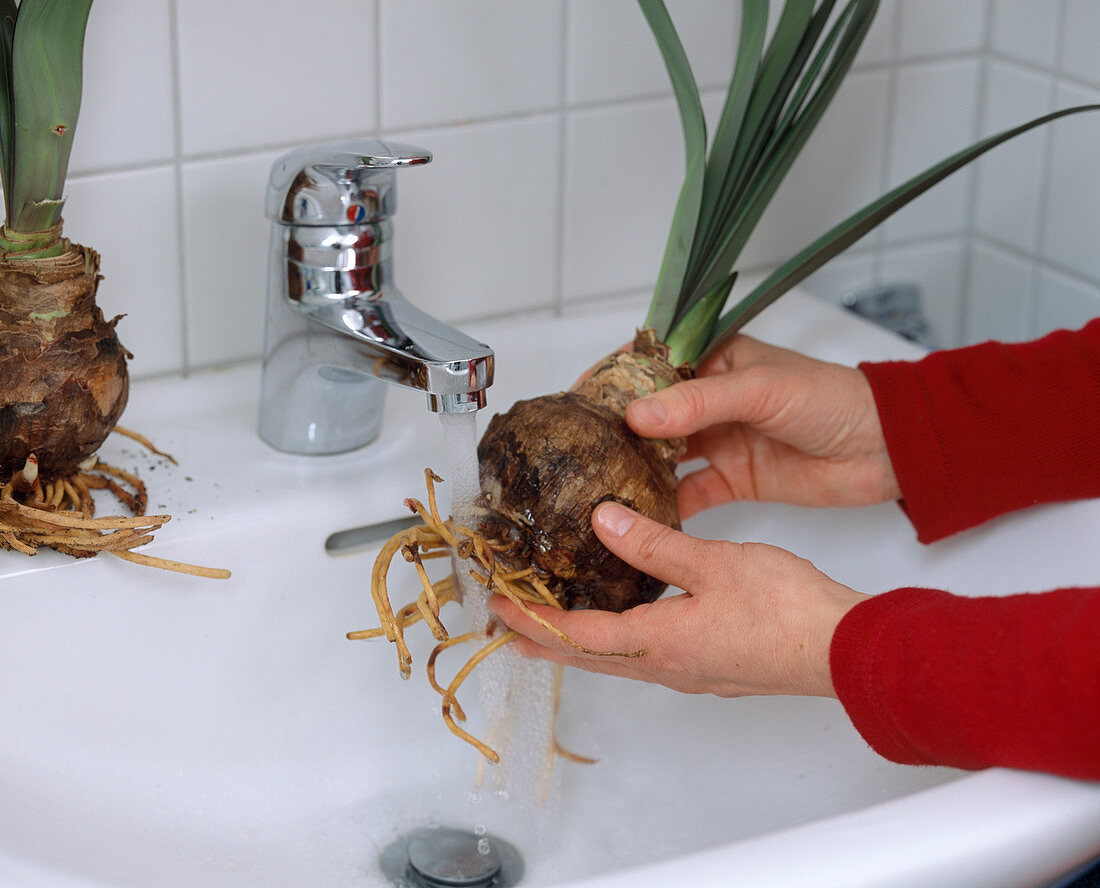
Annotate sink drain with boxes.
[408,827,502,886]
[378,826,524,887]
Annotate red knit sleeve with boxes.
[859,318,1100,543]
[830,586,1100,779]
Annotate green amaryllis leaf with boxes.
[0,0,16,209]
[690,0,822,267]
[690,0,767,281]
[685,0,876,311]
[639,0,707,340]
[690,0,828,282]
[664,272,737,367]
[715,0,814,215]
[7,0,93,243]
[768,0,848,149]
[701,102,1100,360]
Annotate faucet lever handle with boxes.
[308,139,432,169]
[266,139,432,226]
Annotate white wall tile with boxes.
[1042,83,1100,287]
[854,0,898,69]
[1060,0,1100,89]
[990,0,1061,69]
[973,61,1052,253]
[880,239,966,347]
[883,59,980,243]
[63,168,185,378]
[388,116,562,324]
[380,0,563,131]
[566,0,735,105]
[176,0,377,156]
[965,241,1034,343]
[896,0,984,59]
[1036,268,1100,335]
[563,289,651,317]
[561,99,684,302]
[740,69,891,269]
[180,151,283,367]
[70,0,175,173]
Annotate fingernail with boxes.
[628,396,666,429]
[594,501,636,538]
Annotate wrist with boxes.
[854,370,902,503]
[806,584,868,698]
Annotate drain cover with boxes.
[406,827,502,886]
[378,826,524,888]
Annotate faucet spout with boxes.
[258,139,494,455]
[304,292,494,413]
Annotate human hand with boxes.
[489,501,867,698]
[628,335,900,518]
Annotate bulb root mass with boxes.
[348,468,639,763]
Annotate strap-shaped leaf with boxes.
[691,0,817,279]
[664,272,737,366]
[8,0,93,239]
[0,0,16,213]
[720,0,815,198]
[701,102,1100,359]
[690,0,767,276]
[768,0,847,147]
[639,0,707,339]
[686,0,876,312]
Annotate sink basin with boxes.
[2,291,1098,888]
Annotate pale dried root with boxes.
[0,430,229,579]
[467,568,644,660]
[347,576,458,642]
[112,425,178,465]
[426,630,478,722]
[550,663,598,765]
[347,467,632,764]
[110,549,231,580]
[438,629,519,764]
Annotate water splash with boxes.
[437,411,560,806]
[437,412,481,526]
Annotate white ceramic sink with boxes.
[2,292,1099,888]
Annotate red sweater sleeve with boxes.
[831,586,1100,779]
[859,318,1100,543]
[831,320,1100,778]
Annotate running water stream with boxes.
[438,412,560,807]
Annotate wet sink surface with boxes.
[2,293,1099,888]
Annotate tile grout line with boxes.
[1029,0,1068,336]
[973,232,1100,296]
[71,45,1100,190]
[63,48,1100,188]
[957,0,993,346]
[553,0,569,318]
[871,1,903,287]
[374,0,384,137]
[165,0,192,376]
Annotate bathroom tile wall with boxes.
[965,0,1100,346]
[52,0,1100,379]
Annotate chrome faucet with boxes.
[258,139,494,454]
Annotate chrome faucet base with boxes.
[258,139,494,455]
[258,335,388,455]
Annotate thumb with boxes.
[591,501,716,589]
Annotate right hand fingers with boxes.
[625,367,782,440]
[488,594,650,665]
